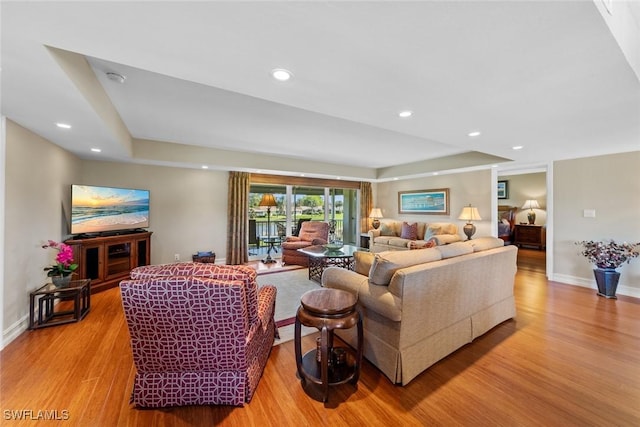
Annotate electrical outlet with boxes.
[174,254,180,261]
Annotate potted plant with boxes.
[576,239,640,299]
[42,240,78,287]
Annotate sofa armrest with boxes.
[368,229,381,239]
[256,285,277,332]
[311,238,328,245]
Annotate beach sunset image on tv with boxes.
[71,185,150,234]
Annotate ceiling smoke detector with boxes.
[106,72,126,83]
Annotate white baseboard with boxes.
[551,273,640,299]
[2,315,29,350]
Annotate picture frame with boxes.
[497,180,509,199]
[398,188,449,215]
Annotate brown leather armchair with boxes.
[281,221,329,266]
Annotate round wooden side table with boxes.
[294,288,363,402]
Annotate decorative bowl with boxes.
[324,242,344,251]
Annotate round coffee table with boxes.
[294,288,363,402]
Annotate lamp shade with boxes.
[521,199,540,210]
[458,205,482,222]
[369,208,383,219]
[258,193,277,207]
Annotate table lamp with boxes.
[458,204,482,240]
[521,199,540,224]
[258,193,278,263]
[369,208,383,229]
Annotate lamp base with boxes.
[527,211,536,225]
[372,219,380,229]
[463,223,476,241]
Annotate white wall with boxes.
[375,169,493,239]
[552,152,640,297]
[80,161,228,265]
[3,121,81,343]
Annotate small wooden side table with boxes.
[29,279,91,329]
[359,233,370,249]
[294,288,363,402]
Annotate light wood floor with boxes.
[2,249,639,426]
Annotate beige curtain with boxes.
[360,181,373,233]
[226,171,250,265]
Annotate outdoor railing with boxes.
[253,219,344,242]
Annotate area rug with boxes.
[256,268,320,345]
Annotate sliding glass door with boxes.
[248,182,359,259]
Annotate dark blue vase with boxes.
[593,268,620,299]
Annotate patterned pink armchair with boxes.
[281,221,329,266]
[120,263,277,407]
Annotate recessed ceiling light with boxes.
[468,131,481,137]
[90,148,101,153]
[398,110,413,118]
[512,145,524,150]
[201,165,209,169]
[433,172,439,176]
[106,72,126,84]
[271,68,293,82]
[56,123,71,129]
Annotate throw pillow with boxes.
[424,225,442,239]
[354,251,375,276]
[400,222,418,240]
[379,222,395,236]
[409,239,436,250]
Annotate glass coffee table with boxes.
[297,244,365,283]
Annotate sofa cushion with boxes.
[436,241,474,259]
[354,251,375,276]
[369,248,442,285]
[468,236,505,252]
[400,222,418,240]
[387,238,411,249]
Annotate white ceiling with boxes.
[2,1,639,181]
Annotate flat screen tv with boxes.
[71,184,150,235]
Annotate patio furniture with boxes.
[281,221,329,267]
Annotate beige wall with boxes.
[375,169,493,239]
[553,152,640,295]
[3,121,81,341]
[498,172,548,226]
[80,161,228,265]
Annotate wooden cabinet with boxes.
[66,232,152,293]
[514,225,546,250]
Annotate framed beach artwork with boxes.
[497,180,509,199]
[398,188,449,215]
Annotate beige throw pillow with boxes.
[354,251,375,276]
[369,249,442,285]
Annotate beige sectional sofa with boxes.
[368,220,461,252]
[321,237,518,385]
